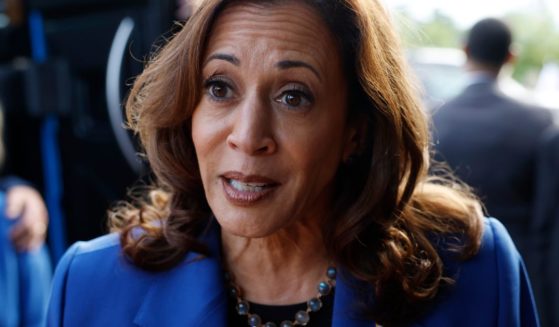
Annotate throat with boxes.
[225,265,337,326]
[221,224,330,304]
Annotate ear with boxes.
[342,116,367,162]
[463,45,471,59]
[505,50,515,64]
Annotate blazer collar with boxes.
[333,270,377,327]
[133,221,377,327]
[133,222,228,327]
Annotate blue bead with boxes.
[307,297,322,312]
[236,301,250,315]
[280,321,293,327]
[326,267,337,279]
[295,310,310,325]
[318,281,331,295]
[264,322,277,327]
[248,314,261,326]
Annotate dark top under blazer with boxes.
[47,218,538,327]
[431,81,552,254]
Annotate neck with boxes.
[465,60,501,78]
[221,220,329,305]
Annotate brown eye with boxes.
[209,82,229,98]
[285,93,301,107]
[277,90,312,109]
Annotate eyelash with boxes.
[275,87,314,110]
[203,76,234,102]
[202,76,314,109]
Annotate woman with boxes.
[47,0,538,326]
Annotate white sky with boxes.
[385,0,558,28]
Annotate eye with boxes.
[204,77,234,101]
[276,89,313,109]
[209,82,229,98]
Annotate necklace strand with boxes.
[225,266,337,327]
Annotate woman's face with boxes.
[192,1,357,237]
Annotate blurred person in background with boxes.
[0,106,48,252]
[0,3,53,324]
[0,0,48,254]
[431,17,554,326]
[0,0,29,61]
[0,104,51,327]
[533,126,559,327]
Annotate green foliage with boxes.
[394,9,462,49]
[505,12,559,84]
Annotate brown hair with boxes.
[111,0,483,325]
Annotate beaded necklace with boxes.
[225,266,337,327]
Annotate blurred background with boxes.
[386,0,559,113]
[386,2,559,325]
[0,0,180,262]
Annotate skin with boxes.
[191,1,358,304]
[464,46,513,77]
[5,185,48,252]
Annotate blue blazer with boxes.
[47,218,538,326]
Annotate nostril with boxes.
[226,132,276,155]
[256,144,272,154]
[226,134,239,150]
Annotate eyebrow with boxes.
[276,60,322,81]
[203,54,322,81]
[204,53,240,66]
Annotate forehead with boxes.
[204,1,340,71]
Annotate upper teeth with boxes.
[229,179,267,192]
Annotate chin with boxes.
[214,211,288,239]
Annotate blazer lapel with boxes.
[332,269,376,327]
[133,224,228,327]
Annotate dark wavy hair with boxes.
[110,0,483,325]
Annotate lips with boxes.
[220,172,280,206]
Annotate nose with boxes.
[226,93,277,155]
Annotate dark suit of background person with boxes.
[533,128,559,327]
[431,18,553,324]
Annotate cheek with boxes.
[192,106,223,154]
[191,106,232,193]
[191,113,204,162]
[191,110,215,179]
[286,121,346,183]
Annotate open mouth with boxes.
[220,173,280,205]
[227,179,273,192]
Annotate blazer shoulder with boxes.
[71,232,121,254]
[53,233,151,285]
[480,218,539,326]
[482,217,516,257]
[420,218,539,326]
[47,233,154,326]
